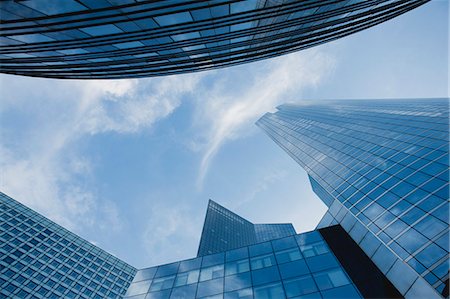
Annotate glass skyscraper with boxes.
[0,192,137,299]
[257,98,449,298]
[198,200,295,256]
[124,202,400,299]
[3,192,404,299]
[0,0,428,79]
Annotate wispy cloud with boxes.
[142,200,200,265]
[0,73,202,234]
[193,49,336,188]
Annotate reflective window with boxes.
[251,266,280,286]
[253,282,285,299]
[249,242,272,257]
[278,259,309,280]
[224,287,253,299]
[170,284,196,299]
[225,259,250,276]
[283,275,318,297]
[313,268,351,291]
[174,269,199,287]
[197,277,224,298]
[275,248,302,264]
[299,241,329,257]
[200,265,224,282]
[250,254,276,270]
[150,275,175,292]
[125,280,151,296]
[224,272,252,292]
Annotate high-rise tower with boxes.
[197,200,296,256]
[0,192,136,299]
[0,0,428,79]
[257,98,449,298]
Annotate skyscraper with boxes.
[198,200,295,256]
[0,192,136,299]
[3,190,428,298]
[125,201,401,299]
[257,98,449,298]
[0,0,428,79]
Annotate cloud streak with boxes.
[193,49,335,188]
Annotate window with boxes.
[283,275,318,297]
[253,282,285,299]
[200,265,224,282]
[275,248,302,264]
[174,269,199,286]
[250,254,275,270]
[225,259,250,276]
[299,241,329,257]
[313,268,350,290]
[150,275,175,292]
[197,277,224,298]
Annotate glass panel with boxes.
[224,287,253,299]
[197,277,224,298]
[224,272,252,292]
[174,269,199,287]
[251,254,276,270]
[253,282,285,299]
[283,275,318,297]
[150,275,175,292]
[299,241,329,257]
[313,268,350,291]
[200,265,224,282]
[225,259,250,276]
[275,248,302,264]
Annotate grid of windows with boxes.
[0,192,137,299]
[0,0,428,79]
[198,200,295,257]
[125,229,362,299]
[257,98,449,298]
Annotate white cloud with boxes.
[142,201,200,265]
[0,73,203,234]
[193,49,336,188]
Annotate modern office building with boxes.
[257,98,449,298]
[2,191,399,299]
[0,192,137,299]
[2,99,448,299]
[0,0,428,79]
[198,200,295,256]
[124,204,401,299]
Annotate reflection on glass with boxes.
[313,268,350,291]
[251,254,275,270]
[253,282,285,299]
[174,269,199,287]
[200,265,224,282]
[225,259,250,276]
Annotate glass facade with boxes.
[0,192,137,299]
[0,0,428,79]
[125,229,363,299]
[257,98,449,298]
[198,200,295,256]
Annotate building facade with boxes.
[198,200,295,256]
[0,0,428,79]
[125,222,400,299]
[0,192,137,299]
[257,98,449,298]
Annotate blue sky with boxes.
[0,1,447,268]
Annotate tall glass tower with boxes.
[0,0,428,79]
[125,200,400,299]
[257,98,449,298]
[0,192,136,299]
[198,200,296,256]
